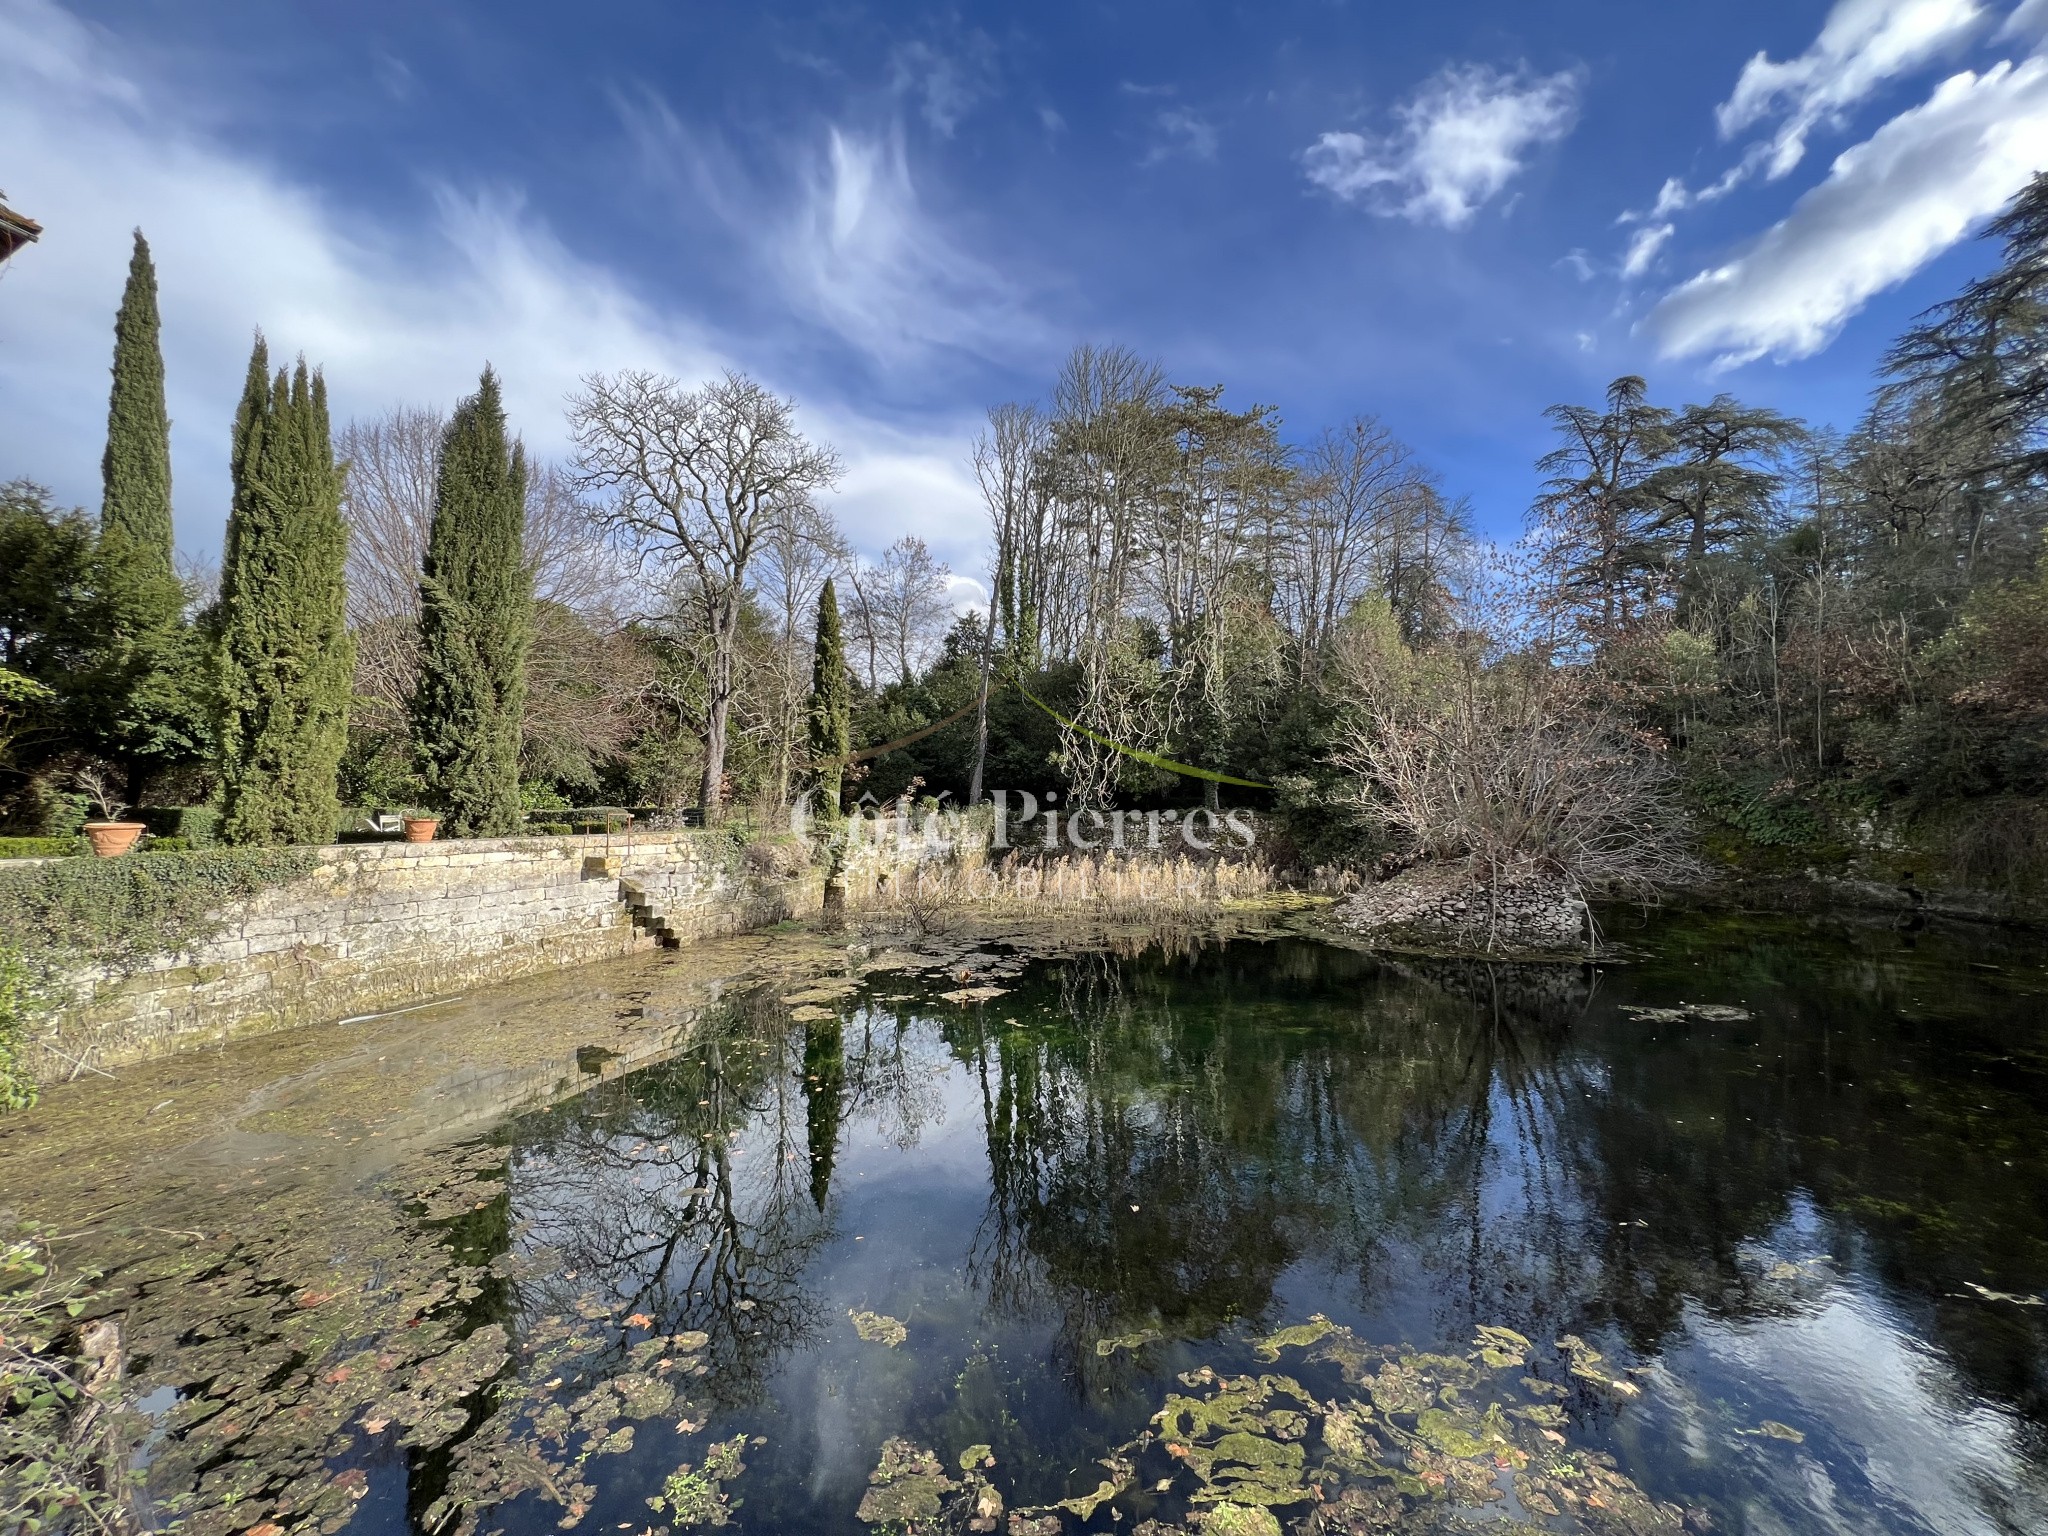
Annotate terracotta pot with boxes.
[401,816,440,843]
[83,821,147,857]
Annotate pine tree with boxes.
[411,367,531,837]
[101,230,175,570]
[807,576,850,819]
[215,338,354,845]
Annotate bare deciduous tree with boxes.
[339,408,635,784]
[1331,612,1697,907]
[752,504,850,806]
[971,401,1050,801]
[569,370,841,821]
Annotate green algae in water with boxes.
[850,1308,909,1347]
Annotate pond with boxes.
[48,909,2048,1536]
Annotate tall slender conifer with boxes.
[215,337,354,844]
[101,229,175,572]
[411,367,531,836]
[807,576,850,819]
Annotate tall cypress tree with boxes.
[411,367,531,837]
[101,230,175,571]
[98,228,205,797]
[215,338,354,845]
[807,576,850,819]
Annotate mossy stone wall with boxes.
[38,829,950,1074]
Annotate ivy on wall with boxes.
[0,848,319,1110]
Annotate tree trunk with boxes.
[700,602,737,823]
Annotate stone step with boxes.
[617,878,682,948]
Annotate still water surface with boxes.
[371,913,2048,1535]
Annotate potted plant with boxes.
[75,766,146,857]
[400,807,440,843]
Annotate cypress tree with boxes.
[98,228,205,797]
[410,367,531,837]
[101,230,175,571]
[215,338,354,845]
[807,576,850,819]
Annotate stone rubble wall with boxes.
[38,828,964,1075]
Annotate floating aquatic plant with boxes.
[851,1308,909,1347]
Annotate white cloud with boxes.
[616,92,1044,375]
[788,126,1042,364]
[1648,176,1692,219]
[1717,0,1989,178]
[0,0,997,573]
[889,31,998,138]
[1648,59,2048,365]
[1621,222,1675,279]
[1144,107,1219,165]
[2005,0,2048,39]
[1303,63,1581,228]
[1557,249,1597,281]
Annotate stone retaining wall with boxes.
[38,827,954,1075]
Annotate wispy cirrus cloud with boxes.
[1303,63,1581,228]
[0,0,999,569]
[615,89,1046,373]
[1647,57,2048,365]
[888,26,999,138]
[1143,107,1219,165]
[1620,222,1675,280]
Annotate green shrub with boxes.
[520,781,572,814]
[1689,770,1830,851]
[136,805,220,846]
[0,837,78,861]
[534,822,573,836]
[144,835,191,853]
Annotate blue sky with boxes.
[4,0,2048,581]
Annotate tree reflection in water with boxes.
[956,942,1609,1382]
[465,916,2048,1534]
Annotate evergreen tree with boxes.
[215,337,354,845]
[98,229,207,797]
[807,576,850,818]
[802,1017,846,1210]
[101,230,175,569]
[411,367,531,837]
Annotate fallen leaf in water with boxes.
[626,1313,654,1328]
